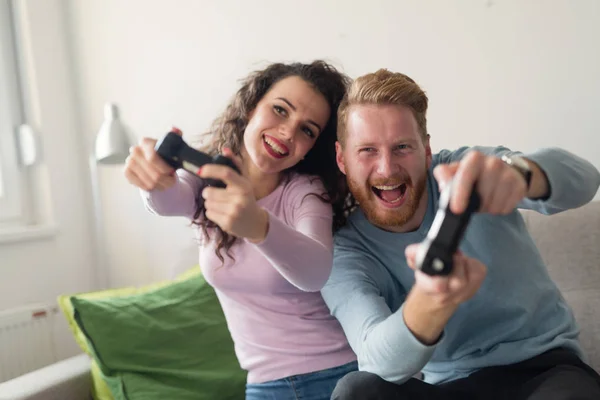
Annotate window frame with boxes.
[0,0,30,227]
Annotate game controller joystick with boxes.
[155,131,240,188]
[415,178,481,276]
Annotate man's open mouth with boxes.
[372,183,407,205]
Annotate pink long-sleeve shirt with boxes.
[142,170,356,383]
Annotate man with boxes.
[322,69,600,399]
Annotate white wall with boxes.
[64,0,600,289]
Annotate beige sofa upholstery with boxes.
[521,200,600,372]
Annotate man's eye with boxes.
[360,148,375,153]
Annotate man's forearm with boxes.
[402,287,458,345]
[521,148,600,214]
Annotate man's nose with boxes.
[375,153,399,176]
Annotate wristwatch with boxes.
[501,154,532,190]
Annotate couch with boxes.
[1,201,598,400]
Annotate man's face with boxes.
[336,104,432,232]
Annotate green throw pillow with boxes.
[70,270,246,400]
[58,267,209,400]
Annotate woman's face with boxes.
[243,76,330,175]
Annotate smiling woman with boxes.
[123,60,359,400]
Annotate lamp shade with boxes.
[94,103,132,164]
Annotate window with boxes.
[0,0,28,226]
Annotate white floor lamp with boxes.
[90,102,132,289]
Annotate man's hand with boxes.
[433,151,528,215]
[402,243,487,345]
[406,243,487,308]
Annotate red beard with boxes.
[348,167,428,229]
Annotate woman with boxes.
[124,60,357,399]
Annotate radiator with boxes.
[0,304,60,383]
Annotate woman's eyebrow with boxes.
[276,97,322,132]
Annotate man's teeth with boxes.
[374,184,401,190]
[264,137,286,155]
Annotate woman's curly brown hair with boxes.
[194,60,356,262]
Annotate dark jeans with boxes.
[331,348,600,400]
[246,361,358,400]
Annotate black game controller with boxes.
[415,178,481,276]
[155,131,240,188]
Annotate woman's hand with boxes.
[124,127,181,191]
[199,149,269,242]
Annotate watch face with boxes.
[502,155,532,187]
[510,156,530,171]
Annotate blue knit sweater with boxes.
[322,146,600,385]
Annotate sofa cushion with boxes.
[58,267,206,399]
[64,266,246,400]
[521,201,600,372]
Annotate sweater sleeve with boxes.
[141,169,204,220]
[247,176,334,292]
[435,146,600,215]
[321,238,437,384]
[519,148,600,214]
